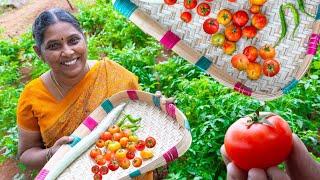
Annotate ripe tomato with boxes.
[223,41,236,55]
[96,139,105,148]
[108,141,121,152]
[225,24,242,42]
[99,166,109,175]
[164,0,177,5]
[113,132,123,141]
[184,0,197,10]
[95,154,107,166]
[115,149,127,160]
[242,26,257,39]
[126,151,135,159]
[246,62,262,80]
[91,165,100,174]
[243,46,258,62]
[232,10,249,27]
[211,33,225,47]
[250,5,261,14]
[132,157,143,167]
[108,160,119,171]
[203,18,219,34]
[259,45,275,60]
[93,173,102,180]
[205,0,213,1]
[119,158,130,169]
[108,125,120,134]
[217,9,232,26]
[140,149,154,160]
[119,137,129,148]
[104,150,115,161]
[180,11,192,23]
[100,132,112,141]
[126,142,136,152]
[197,3,211,17]
[104,140,112,148]
[145,137,156,148]
[228,0,236,2]
[249,0,267,6]
[135,140,146,151]
[263,59,280,77]
[231,54,249,71]
[224,113,293,170]
[90,148,102,159]
[252,13,268,30]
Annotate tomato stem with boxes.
[246,102,274,127]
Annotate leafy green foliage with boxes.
[0,1,319,179]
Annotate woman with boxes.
[17,8,162,179]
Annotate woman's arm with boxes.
[18,127,48,170]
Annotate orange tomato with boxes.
[115,149,127,160]
[113,132,123,141]
[95,154,106,166]
[246,62,262,80]
[132,157,142,167]
[119,158,131,169]
[90,148,102,159]
[122,129,132,138]
[126,142,136,152]
[104,150,115,161]
[95,139,105,148]
[119,137,129,148]
[259,45,275,60]
[108,125,120,134]
[231,54,249,71]
[100,131,112,141]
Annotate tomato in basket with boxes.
[132,157,143,167]
[90,148,102,159]
[250,5,261,14]
[164,0,177,5]
[119,158,131,169]
[129,135,139,142]
[231,54,249,71]
[108,160,120,171]
[122,129,132,138]
[113,132,123,141]
[232,10,249,27]
[108,125,120,134]
[217,9,233,26]
[104,150,115,161]
[100,131,112,141]
[263,59,280,77]
[93,173,102,180]
[246,62,262,80]
[115,149,127,160]
[95,155,107,166]
[252,13,268,30]
[119,137,129,148]
[96,139,105,148]
[126,151,135,159]
[184,0,197,10]
[99,166,109,175]
[225,24,242,42]
[145,137,156,148]
[180,11,192,23]
[242,26,257,39]
[126,142,136,152]
[243,46,258,62]
[203,18,219,35]
[259,45,275,60]
[197,3,211,16]
[135,140,146,151]
[108,141,121,152]
[91,165,100,174]
[140,149,154,160]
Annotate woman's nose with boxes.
[61,45,74,57]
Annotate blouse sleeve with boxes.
[17,87,40,132]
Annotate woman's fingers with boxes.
[247,168,268,180]
[220,145,231,165]
[227,162,247,180]
[266,166,290,180]
[54,136,74,146]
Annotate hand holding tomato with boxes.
[221,134,320,180]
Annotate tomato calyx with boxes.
[246,106,275,127]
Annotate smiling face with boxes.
[38,21,87,78]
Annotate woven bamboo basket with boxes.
[112,0,320,101]
[35,90,192,180]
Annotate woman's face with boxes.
[38,21,87,78]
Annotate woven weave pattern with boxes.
[133,0,318,94]
[58,101,184,180]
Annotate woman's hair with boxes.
[32,8,83,48]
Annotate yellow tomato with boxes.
[140,149,154,160]
[108,141,121,152]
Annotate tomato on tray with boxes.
[203,18,219,34]
[180,11,192,23]
[225,24,242,42]
[90,148,102,159]
[263,59,280,77]
[232,10,249,27]
[184,0,197,10]
[259,45,276,60]
[243,46,258,62]
[224,112,293,170]
[132,157,143,167]
[197,3,211,16]
[108,160,120,171]
[135,140,146,151]
[164,0,177,5]
[217,9,232,26]
[145,136,156,148]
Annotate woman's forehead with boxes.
[43,22,81,43]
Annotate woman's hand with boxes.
[50,136,74,155]
[220,134,320,180]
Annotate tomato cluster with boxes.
[89,124,157,179]
[231,45,280,80]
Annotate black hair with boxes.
[32,8,83,48]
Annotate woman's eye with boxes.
[69,37,80,45]
[48,43,60,50]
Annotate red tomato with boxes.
[91,165,100,174]
[164,0,177,5]
[119,158,131,169]
[95,155,106,166]
[145,137,156,148]
[205,0,213,1]
[104,150,115,161]
[108,160,119,171]
[119,137,129,148]
[231,54,249,71]
[180,11,192,23]
[100,132,112,141]
[225,24,242,42]
[93,173,102,180]
[96,139,105,148]
[108,125,120,134]
[243,46,258,62]
[132,157,143,167]
[122,129,132,138]
[228,0,236,2]
[113,132,123,141]
[126,151,135,159]
[263,59,280,77]
[232,10,249,27]
[224,113,293,170]
[203,18,219,34]
[90,148,102,159]
[242,26,257,39]
[135,140,146,151]
[197,3,211,16]
[99,166,109,175]
[252,13,268,30]
[223,41,236,55]
[184,0,197,10]
[250,5,261,14]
